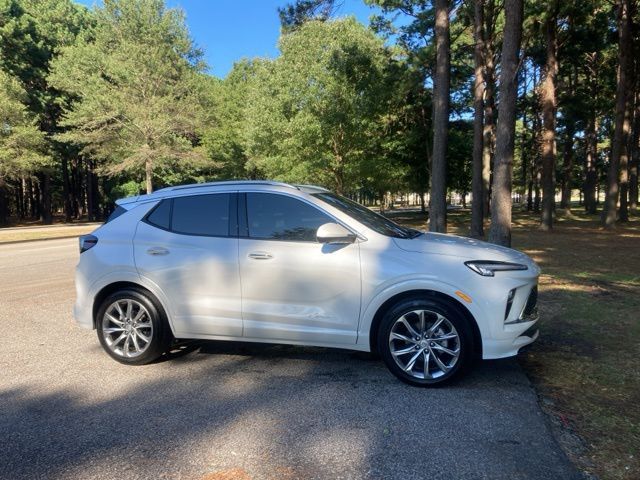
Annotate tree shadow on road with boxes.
[0,344,581,480]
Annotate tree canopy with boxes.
[49,0,207,193]
[0,0,637,248]
[244,18,394,194]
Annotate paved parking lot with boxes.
[0,238,581,480]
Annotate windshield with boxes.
[313,192,421,239]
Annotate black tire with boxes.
[96,288,172,365]
[377,296,475,387]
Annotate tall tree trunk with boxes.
[560,125,575,213]
[429,0,450,233]
[482,0,497,218]
[35,180,41,219]
[521,64,529,209]
[602,0,633,227]
[72,157,81,218]
[470,0,486,238]
[86,159,99,221]
[482,60,495,218]
[18,177,25,219]
[534,176,541,212]
[26,178,34,219]
[631,90,640,213]
[488,0,523,247]
[0,179,8,227]
[62,156,72,223]
[584,116,599,215]
[619,95,633,222]
[540,5,558,230]
[521,123,528,206]
[40,173,52,225]
[145,157,154,194]
[619,48,636,221]
[531,66,542,214]
[560,66,577,214]
[11,179,19,219]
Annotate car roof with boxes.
[115,180,329,206]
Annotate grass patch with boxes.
[389,207,640,480]
[0,224,98,243]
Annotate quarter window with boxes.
[246,193,332,242]
[105,205,127,224]
[146,200,171,230]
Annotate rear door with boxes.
[238,192,361,345]
[133,192,242,337]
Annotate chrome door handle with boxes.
[147,247,169,256]
[248,252,273,260]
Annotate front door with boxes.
[238,192,361,345]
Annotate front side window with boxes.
[246,193,332,242]
[313,192,420,239]
[145,194,231,237]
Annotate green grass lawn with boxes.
[389,207,640,480]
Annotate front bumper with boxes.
[482,284,540,359]
[482,322,539,359]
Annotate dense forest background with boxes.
[0,0,638,246]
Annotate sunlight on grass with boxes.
[0,225,96,243]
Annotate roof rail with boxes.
[155,180,299,193]
[295,184,330,193]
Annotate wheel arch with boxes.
[368,289,482,360]
[92,281,167,329]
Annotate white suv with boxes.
[74,181,539,386]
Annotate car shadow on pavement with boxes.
[0,344,582,480]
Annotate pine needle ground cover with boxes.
[390,208,640,480]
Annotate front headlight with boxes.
[465,260,528,277]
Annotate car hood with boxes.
[393,232,535,266]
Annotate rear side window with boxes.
[171,194,230,236]
[246,193,332,242]
[146,200,171,230]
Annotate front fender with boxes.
[355,276,488,349]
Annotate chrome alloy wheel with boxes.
[388,309,461,379]
[102,299,153,358]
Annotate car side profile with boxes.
[74,180,540,386]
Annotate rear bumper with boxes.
[73,264,94,330]
[73,298,93,329]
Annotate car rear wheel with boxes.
[96,289,171,365]
[377,297,474,386]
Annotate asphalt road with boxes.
[0,238,581,480]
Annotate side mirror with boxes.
[316,222,357,245]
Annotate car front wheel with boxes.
[96,289,171,365]
[377,297,474,386]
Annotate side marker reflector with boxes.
[455,291,472,303]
